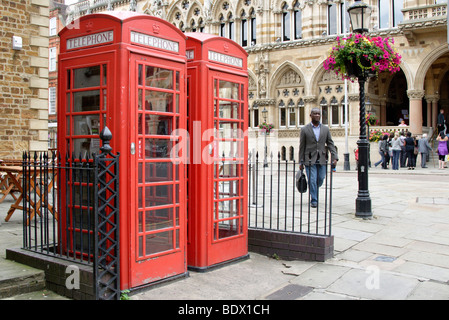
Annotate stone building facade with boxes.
[0,0,50,159]
[61,0,449,164]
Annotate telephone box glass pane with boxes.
[145,139,172,158]
[219,101,239,119]
[73,90,100,112]
[145,208,173,231]
[145,91,174,113]
[144,115,172,135]
[145,162,173,183]
[74,66,101,89]
[72,138,100,157]
[144,185,175,207]
[219,80,239,99]
[145,66,173,89]
[73,115,100,135]
[145,230,174,255]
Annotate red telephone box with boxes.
[58,12,188,289]
[185,33,249,270]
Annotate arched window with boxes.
[288,99,296,127]
[219,14,226,37]
[241,10,248,47]
[330,96,339,125]
[341,96,349,126]
[289,146,295,161]
[281,146,286,161]
[250,8,256,45]
[320,97,328,125]
[251,103,259,128]
[297,98,305,126]
[228,12,234,40]
[279,100,286,127]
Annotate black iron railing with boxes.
[21,127,120,300]
[248,152,333,237]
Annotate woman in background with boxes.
[437,131,449,169]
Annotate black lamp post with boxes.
[348,0,373,218]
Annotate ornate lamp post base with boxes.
[355,138,372,218]
[354,75,373,218]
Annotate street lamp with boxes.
[348,0,373,218]
[261,106,268,167]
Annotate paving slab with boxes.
[325,268,419,300]
[406,281,449,300]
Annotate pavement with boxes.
[1,160,449,301]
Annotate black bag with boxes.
[296,169,307,193]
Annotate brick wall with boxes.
[248,229,334,262]
[0,0,50,159]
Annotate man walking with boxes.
[299,108,338,208]
[417,133,432,168]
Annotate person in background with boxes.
[375,134,389,169]
[404,131,416,170]
[437,131,449,169]
[417,133,432,168]
[399,131,407,167]
[390,131,402,170]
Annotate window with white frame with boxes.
[218,2,234,40]
[49,17,57,36]
[282,1,302,41]
[49,47,57,72]
[293,1,302,39]
[282,2,290,41]
[49,87,56,114]
[240,1,257,47]
[378,0,403,29]
[328,1,350,35]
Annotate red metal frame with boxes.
[186,33,249,270]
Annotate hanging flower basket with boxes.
[259,122,274,134]
[323,34,402,81]
[365,113,378,126]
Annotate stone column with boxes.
[407,90,425,135]
[425,94,439,130]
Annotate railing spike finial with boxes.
[100,126,113,155]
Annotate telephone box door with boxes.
[58,53,113,260]
[207,71,248,266]
[129,53,187,287]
